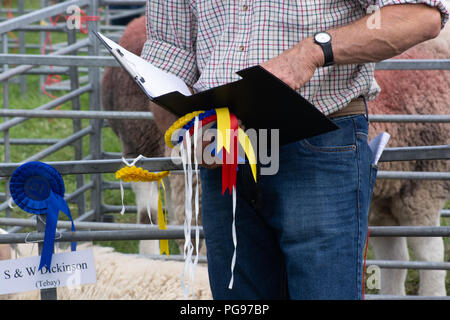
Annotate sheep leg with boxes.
[131,181,161,255]
[407,236,446,296]
[370,236,409,295]
[391,187,447,296]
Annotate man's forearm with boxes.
[327,4,442,65]
[261,3,443,90]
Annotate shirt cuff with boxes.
[377,0,449,29]
[141,39,199,88]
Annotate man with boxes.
[141,1,448,299]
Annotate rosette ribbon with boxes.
[165,107,257,291]
[115,164,171,256]
[9,161,76,271]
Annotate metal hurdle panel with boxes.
[0,0,449,300]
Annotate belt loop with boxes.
[361,96,369,122]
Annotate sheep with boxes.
[0,241,212,300]
[367,23,450,296]
[102,14,449,296]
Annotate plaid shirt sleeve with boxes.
[357,0,449,28]
[141,0,199,87]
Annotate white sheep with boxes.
[0,240,212,300]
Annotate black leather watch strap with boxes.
[321,42,334,67]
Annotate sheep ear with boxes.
[0,244,11,261]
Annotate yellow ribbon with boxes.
[216,107,231,153]
[115,166,171,256]
[157,179,169,256]
[238,128,257,182]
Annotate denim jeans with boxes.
[200,114,378,299]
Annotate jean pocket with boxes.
[368,164,378,204]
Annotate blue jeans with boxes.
[200,114,377,299]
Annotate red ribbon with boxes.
[222,113,239,195]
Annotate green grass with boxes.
[0,4,146,254]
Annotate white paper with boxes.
[369,132,390,165]
[0,250,96,295]
[97,32,192,98]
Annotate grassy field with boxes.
[1,0,449,296]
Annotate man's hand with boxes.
[260,38,324,91]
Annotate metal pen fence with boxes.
[0,0,449,300]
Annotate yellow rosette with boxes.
[115,166,171,256]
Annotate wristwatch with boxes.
[314,32,334,67]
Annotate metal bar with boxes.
[102,204,137,213]
[2,225,449,243]
[22,126,93,163]
[442,210,450,217]
[0,138,59,145]
[100,0,146,5]
[102,181,131,190]
[13,24,68,32]
[2,33,11,219]
[0,217,188,231]
[369,226,450,237]
[376,171,450,180]
[0,38,90,82]
[107,8,145,22]
[88,0,103,222]
[0,109,154,120]
[0,54,118,67]
[67,27,86,219]
[0,158,183,177]
[369,114,450,123]
[379,145,450,162]
[0,228,204,243]
[65,181,95,203]
[365,294,450,300]
[138,254,208,264]
[0,0,91,34]
[375,59,450,70]
[0,84,92,132]
[366,260,450,270]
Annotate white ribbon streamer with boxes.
[180,132,194,299]
[189,116,200,297]
[119,154,146,215]
[228,186,237,289]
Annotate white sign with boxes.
[0,250,96,295]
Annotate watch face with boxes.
[315,32,331,44]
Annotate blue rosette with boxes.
[9,161,76,270]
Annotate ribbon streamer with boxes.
[115,164,170,256]
[164,107,258,291]
[9,162,76,271]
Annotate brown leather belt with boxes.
[328,97,366,119]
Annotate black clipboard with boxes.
[95,31,338,146]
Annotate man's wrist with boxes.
[299,37,326,68]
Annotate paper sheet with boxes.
[96,32,192,98]
[369,132,390,165]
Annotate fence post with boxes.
[2,33,11,219]
[87,0,104,222]
[67,27,86,219]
